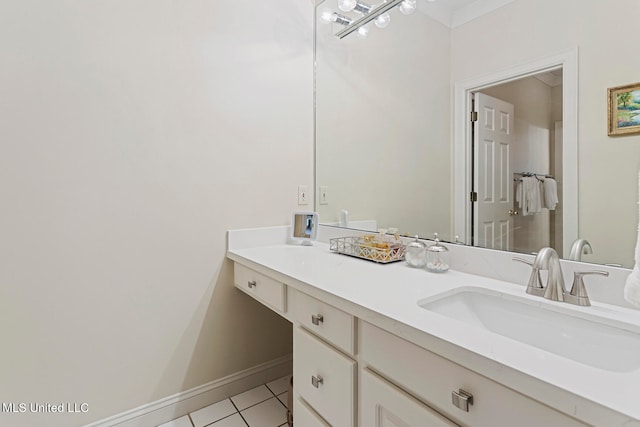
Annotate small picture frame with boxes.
[291,211,319,246]
[608,82,640,136]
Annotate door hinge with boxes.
[470,111,478,122]
[470,192,478,202]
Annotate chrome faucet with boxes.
[536,247,566,302]
[512,257,544,297]
[569,239,593,261]
[513,247,609,306]
[513,247,563,298]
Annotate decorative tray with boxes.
[329,236,406,264]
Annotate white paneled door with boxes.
[473,93,515,251]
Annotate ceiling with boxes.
[418,0,516,28]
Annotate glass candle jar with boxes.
[405,235,427,268]
[426,234,449,273]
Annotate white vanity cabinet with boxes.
[230,258,594,427]
[290,287,355,355]
[293,398,330,427]
[360,367,459,427]
[359,321,586,427]
[291,288,356,427]
[233,263,287,315]
[294,327,355,426]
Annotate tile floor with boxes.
[158,376,291,427]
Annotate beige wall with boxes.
[452,0,640,266]
[0,1,313,426]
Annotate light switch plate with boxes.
[298,185,309,205]
[319,186,329,205]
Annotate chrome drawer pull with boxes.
[311,314,324,325]
[311,375,324,388]
[452,389,474,412]
[247,280,257,288]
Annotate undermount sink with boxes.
[418,287,640,373]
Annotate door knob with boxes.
[508,209,519,216]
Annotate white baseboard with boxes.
[84,354,293,427]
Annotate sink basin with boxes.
[418,287,640,372]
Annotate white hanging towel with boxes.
[624,172,640,307]
[543,178,559,210]
[516,177,543,216]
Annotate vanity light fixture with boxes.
[398,0,417,15]
[338,0,374,14]
[320,9,354,26]
[374,12,392,28]
[320,0,419,39]
[320,10,371,39]
[357,26,370,38]
[329,0,414,40]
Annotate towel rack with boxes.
[513,172,554,182]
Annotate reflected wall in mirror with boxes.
[315,0,640,268]
[315,0,452,240]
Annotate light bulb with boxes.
[320,8,335,23]
[338,0,357,12]
[374,12,391,28]
[357,26,369,39]
[319,10,352,26]
[399,0,416,15]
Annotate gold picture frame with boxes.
[608,82,640,136]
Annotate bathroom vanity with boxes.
[227,226,640,427]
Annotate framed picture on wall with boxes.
[608,82,640,136]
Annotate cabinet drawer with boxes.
[294,327,355,427]
[234,263,286,313]
[361,368,459,427]
[293,397,330,427]
[360,322,585,427]
[291,289,355,355]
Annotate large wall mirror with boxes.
[315,0,640,268]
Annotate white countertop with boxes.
[227,229,640,426]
